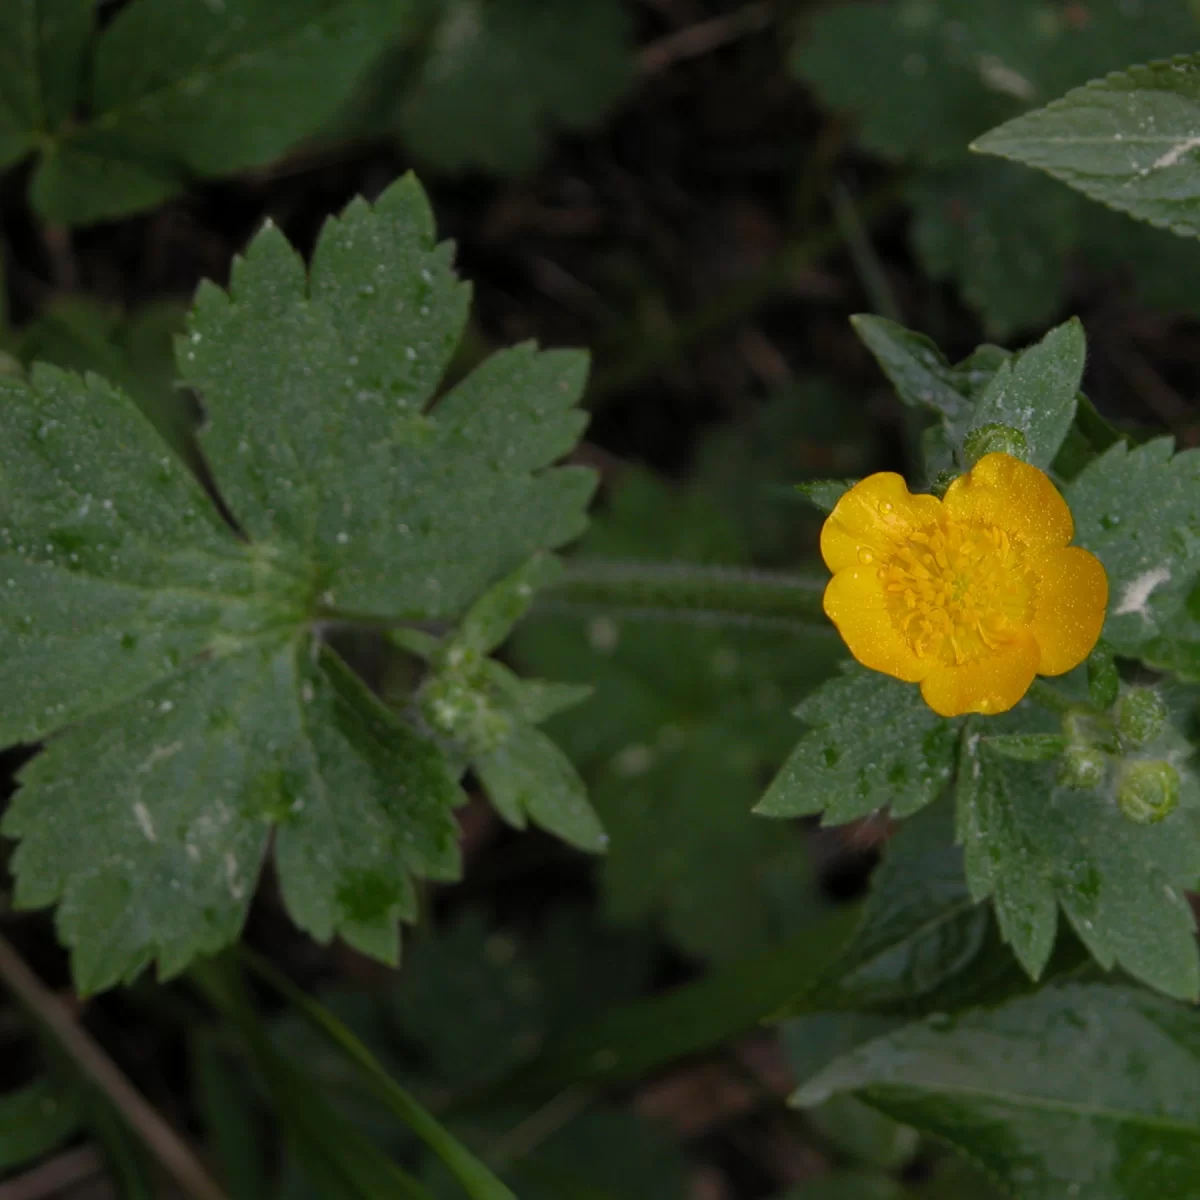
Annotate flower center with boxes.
[868,515,1036,666]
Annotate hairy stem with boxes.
[540,560,830,633]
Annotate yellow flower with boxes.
[820,453,1108,717]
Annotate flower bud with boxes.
[1057,745,1107,790]
[962,423,1029,466]
[1117,760,1180,825]
[1115,687,1168,750]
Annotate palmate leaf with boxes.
[0,175,595,991]
[397,0,633,175]
[26,0,415,226]
[793,983,1200,1200]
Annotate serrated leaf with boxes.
[13,298,198,472]
[452,554,562,659]
[757,665,960,825]
[850,315,981,424]
[964,318,1083,469]
[1,177,593,988]
[908,161,1076,339]
[0,364,302,748]
[32,0,412,225]
[397,0,633,175]
[957,711,1200,998]
[796,0,1198,165]
[0,0,92,168]
[794,983,1200,1200]
[796,479,857,514]
[185,179,594,620]
[0,1078,81,1172]
[975,55,1200,238]
[5,644,462,990]
[1068,438,1200,668]
[475,723,605,853]
[808,803,987,1012]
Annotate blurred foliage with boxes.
[3,3,1200,1199]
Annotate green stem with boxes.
[540,560,830,633]
[587,179,905,402]
[0,934,229,1200]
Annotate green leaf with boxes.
[974,55,1200,238]
[475,723,605,852]
[1,177,593,989]
[5,645,462,991]
[0,0,92,167]
[850,314,984,425]
[757,665,960,825]
[451,554,562,659]
[0,1078,81,1172]
[185,178,593,620]
[13,298,200,473]
[980,732,1068,762]
[796,479,857,514]
[807,803,988,1012]
[907,160,1076,339]
[963,318,1083,469]
[957,711,1200,999]
[806,1095,919,1172]
[1068,438,1200,671]
[397,0,633,174]
[32,0,412,225]
[796,0,1198,165]
[793,983,1200,1200]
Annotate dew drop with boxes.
[879,501,894,514]
[858,548,874,564]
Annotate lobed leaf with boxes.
[794,983,1200,1200]
[757,665,960,826]
[957,710,1200,999]
[1,176,594,988]
[32,0,414,225]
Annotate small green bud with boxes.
[1057,745,1107,790]
[1117,760,1180,825]
[420,668,512,753]
[1114,687,1168,750]
[962,423,1029,466]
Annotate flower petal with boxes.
[824,565,929,683]
[821,473,944,573]
[919,634,1039,717]
[1029,546,1109,676]
[943,453,1073,550]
